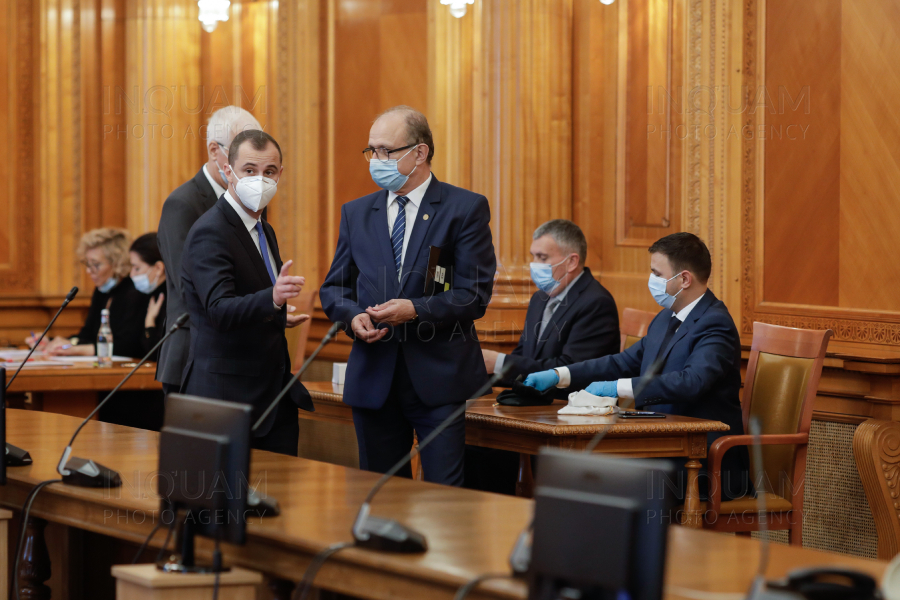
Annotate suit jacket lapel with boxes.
[524,293,550,356]
[193,167,220,212]
[655,292,716,364]
[535,270,591,352]
[400,177,442,295]
[370,190,400,297]
[217,197,272,290]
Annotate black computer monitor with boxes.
[528,449,678,600]
[157,394,253,571]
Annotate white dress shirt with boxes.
[555,293,707,398]
[202,164,227,199]
[494,270,585,374]
[222,191,281,308]
[387,173,432,280]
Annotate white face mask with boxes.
[229,167,278,212]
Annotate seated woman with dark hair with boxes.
[128,232,167,359]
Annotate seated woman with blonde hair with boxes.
[29,227,147,359]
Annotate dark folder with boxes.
[424,246,449,295]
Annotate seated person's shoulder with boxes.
[696,299,740,334]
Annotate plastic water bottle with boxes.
[97,309,114,368]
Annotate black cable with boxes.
[454,573,517,600]
[292,541,354,600]
[13,479,62,600]
[155,514,179,564]
[212,535,223,600]
[131,519,163,564]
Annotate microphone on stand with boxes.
[3,287,77,468]
[351,361,514,554]
[6,286,78,391]
[245,320,344,516]
[55,313,189,488]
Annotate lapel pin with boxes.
[423,214,429,220]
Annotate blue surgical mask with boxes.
[530,256,572,294]
[369,146,418,192]
[648,272,685,310]
[131,272,158,295]
[98,277,118,294]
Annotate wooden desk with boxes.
[304,382,729,527]
[4,363,161,418]
[1,410,887,600]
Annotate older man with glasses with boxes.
[320,105,496,486]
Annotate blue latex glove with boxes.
[585,380,618,398]
[523,369,559,392]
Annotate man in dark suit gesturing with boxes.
[181,130,313,455]
[483,219,619,380]
[157,106,262,396]
[320,106,495,486]
[524,232,748,499]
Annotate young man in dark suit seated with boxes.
[524,232,750,501]
[469,220,620,494]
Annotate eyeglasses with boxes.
[362,144,417,163]
[81,260,109,273]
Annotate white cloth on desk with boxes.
[557,389,619,416]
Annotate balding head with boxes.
[372,106,434,164]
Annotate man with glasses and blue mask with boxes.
[320,105,495,487]
[523,232,749,501]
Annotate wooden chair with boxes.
[285,289,317,373]
[853,419,900,559]
[619,307,657,351]
[703,322,832,545]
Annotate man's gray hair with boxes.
[375,105,435,163]
[533,219,587,266]
[206,106,262,147]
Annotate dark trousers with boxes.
[161,382,180,396]
[252,396,300,457]
[351,351,466,486]
[464,446,519,495]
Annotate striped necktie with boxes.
[391,196,409,277]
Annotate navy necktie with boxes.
[255,221,277,285]
[391,196,409,276]
[655,315,682,364]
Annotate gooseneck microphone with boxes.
[351,361,514,554]
[252,320,344,432]
[6,286,78,391]
[56,312,189,488]
[2,287,76,470]
[244,320,344,517]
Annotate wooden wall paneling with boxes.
[427,0,474,191]
[472,0,574,292]
[616,0,683,247]
[100,0,127,229]
[0,0,39,296]
[272,0,326,291]
[125,0,202,237]
[762,0,841,308]
[837,0,900,312]
[38,0,83,297]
